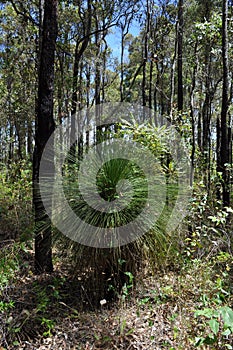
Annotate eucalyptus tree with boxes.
[181,1,225,188]
[192,1,223,183]
[0,1,37,164]
[69,0,92,162]
[218,0,231,206]
[124,0,176,117]
[177,0,183,112]
[118,1,137,102]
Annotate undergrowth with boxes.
[0,129,232,348]
[0,238,233,349]
[0,160,33,241]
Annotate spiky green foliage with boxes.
[52,121,184,304]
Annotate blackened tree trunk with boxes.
[219,0,230,206]
[189,41,198,185]
[94,10,102,144]
[33,0,58,273]
[169,19,178,118]
[201,1,212,174]
[177,0,183,112]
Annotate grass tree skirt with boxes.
[54,238,144,305]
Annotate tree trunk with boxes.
[219,0,230,206]
[142,0,150,119]
[189,41,198,185]
[177,0,183,112]
[170,19,178,118]
[95,12,102,144]
[27,119,33,161]
[148,60,153,123]
[69,0,91,163]
[33,0,58,274]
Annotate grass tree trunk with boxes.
[33,0,58,274]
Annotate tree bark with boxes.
[189,41,198,186]
[219,0,230,206]
[69,0,91,163]
[142,0,150,115]
[169,19,178,118]
[177,0,183,112]
[33,0,58,274]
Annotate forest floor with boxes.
[1,241,233,350]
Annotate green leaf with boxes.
[208,215,217,222]
[203,334,217,345]
[194,337,205,346]
[126,328,134,336]
[222,328,231,336]
[13,341,20,346]
[124,271,134,284]
[194,308,214,318]
[208,319,219,335]
[220,306,233,327]
[13,327,21,333]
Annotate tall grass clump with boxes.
[53,120,185,304]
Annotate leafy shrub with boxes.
[0,160,33,241]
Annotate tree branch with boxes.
[9,0,38,26]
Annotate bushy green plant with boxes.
[194,306,233,348]
[54,120,184,304]
[0,242,27,288]
[183,179,233,261]
[0,160,33,241]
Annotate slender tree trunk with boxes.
[177,0,183,112]
[120,25,125,102]
[77,60,84,163]
[216,116,221,177]
[170,19,178,118]
[197,111,202,152]
[8,122,14,165]
[148,60,153,122]
[219,0,230,206]
[33,0,58,274]
[142,0,150,117]
[86,64,91,149]
[189,41,198,185]
[15,120,22,160]
[101,37,108,104]
[69,0,91,162]
[27,119,33,161]
[0,128,2,163]
[95,12,102,144]
[200,0,213,189]
[120,21,131,103]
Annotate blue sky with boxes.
[106,21,141,60]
